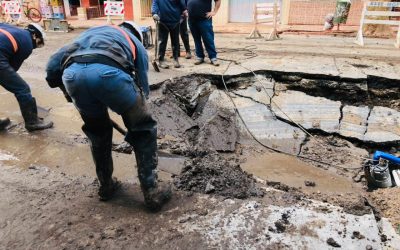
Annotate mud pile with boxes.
[174,153,264,199]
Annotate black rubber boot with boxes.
[82,115,119,201]
[19,98,53,132]
[141,182,172,212]
[0,117,11,131]
[122,96,172,211]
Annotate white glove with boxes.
[153,14,160,21]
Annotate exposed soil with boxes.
[174,153,264,199]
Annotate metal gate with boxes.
[229,0,277,23]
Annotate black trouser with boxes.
[180,17,190,53]
[0,55,33,106]
[81,95,158,190]
[158,21,180,60]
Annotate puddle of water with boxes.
[242,152,360,194]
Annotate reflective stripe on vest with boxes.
[0,28,18,53]
[109,25,137,61]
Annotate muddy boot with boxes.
[159,60,169,69]
[194,58,204,65]
[142,182,172,212]
[173,58,181,68]
[98,178,121,201]
[0,117,10,131]
[82,117,118,201]
[19,98,53,132]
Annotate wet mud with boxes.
[174,153,264,199]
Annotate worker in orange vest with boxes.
[0,23,53,131]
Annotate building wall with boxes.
[287,0,364,25]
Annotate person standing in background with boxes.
[152,0,187,69]
[179,12,192,59]
[186,0,221,66]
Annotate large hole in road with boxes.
[140,72,400,209]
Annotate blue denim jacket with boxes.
[0,23,33,71]
[46,25,150,97]
[151,0,186,27]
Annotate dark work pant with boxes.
[63,63,158,190]
[188,18,217,60]
[0,55,33,106]
[158,22,180,60]
[180,17,190,53]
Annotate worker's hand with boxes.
[182,10,188,17]
[205,11,216,19]
[153,14,160,21]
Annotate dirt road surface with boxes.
[1,30,400,249]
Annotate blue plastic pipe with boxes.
[373,151,400,164]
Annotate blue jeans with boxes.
[0,55,33,105]
[62,63,138,117]
[188,18,217,60]
[63,62,158,189]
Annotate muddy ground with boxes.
[1,31,400,248]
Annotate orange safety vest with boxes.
[109,25,137,61]
[0,28,18,53]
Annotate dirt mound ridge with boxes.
[174,153,264,199]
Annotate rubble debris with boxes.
[352,231,365,240]
[174,153,264,199]
[339,105,369,140]
[327,237,341,248]
[304,180,316,187]
[273,212,292,233]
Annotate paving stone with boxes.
[364,106,400,143]
[233,75,274,105]
[272,90,342,133]
[234,97,306,155]
[339,106,370,140]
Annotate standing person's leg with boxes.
[158,22,170,69]
[180,17,191,59]
[188,19,205,65]
[122,91,171,211]
[199,19,219,66]
[0,57,53,131]
[170,23,181,68]
[62,63,119,201]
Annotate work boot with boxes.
[142,182,172,211]
[0,117,10,131]
[81,117,116,201]
[98,178,121,201]
[194,58,204,65]
[173,58,181,68]
[19,98,53,132]
[210,58,220,67]
[185,51,192,59]
[159,60,169,69]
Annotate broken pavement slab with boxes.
[149,95,196,138]
[339,105,370,141]
[232,75,274,105]
[179,200,386,249]
[272,90,342,133]
[233,97,306,155]
[364,106,400,143]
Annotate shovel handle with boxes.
[111,119,127,136]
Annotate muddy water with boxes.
[242,153,361,195]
